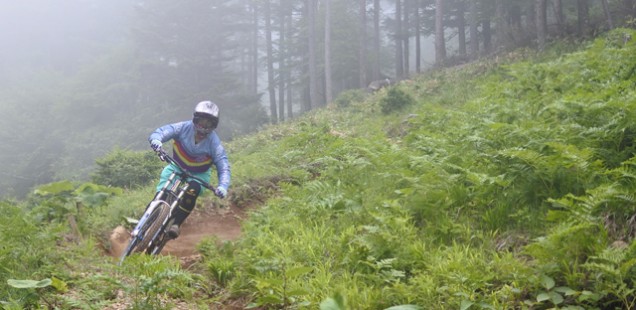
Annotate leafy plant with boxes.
[26,181,121,238]
[0,201,66,308]
[246,259,313,309]
[7,277,69,309]
[321,293,347,310]
[118,255,199,309]
[92,148,165,188]
[582,247,636,309]
[381,88,415,114]
[333,88,368,108]
[523,275,582,308]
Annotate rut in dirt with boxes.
[109,203,245,259]
[109,176,283,260]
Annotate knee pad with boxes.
[180,181,201,213]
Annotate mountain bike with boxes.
[118,148,217,265]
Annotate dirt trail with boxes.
[102,203,249,310]
[109,202,246,259]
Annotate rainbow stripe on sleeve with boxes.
[172,141,213,173]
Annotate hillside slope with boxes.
[2,28,636,309]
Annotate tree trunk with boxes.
[482,18,492,54]
[495,0,507,50]
[577,0,589,38]
[435,0,446,65]
[403,0,410,78]
[278,0,287,122]
[372,0,381,81]
[395,0,404,79]
[536,0,547,50]
[509,4,522,39]
[265,0,277,123]
[626,0,635,16]
[469,0,479,59]
[251,0,259,96]
[415,0,421,73]
[526,2,536,33]
[457,0,467,59]
[308,0,319,110]
[284,5,294,119]
[325,0,333,105]
[359,0,367,88]
[553,0,565,37]
[286,7,293,118]
[600,0,614,30]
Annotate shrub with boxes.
[333,89,368,108]
[91,148,164,188]
[381,88,415,114]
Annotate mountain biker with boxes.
[148,100,231,239]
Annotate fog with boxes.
[0,1,131,77]
[0,1,269,198]
[0,1,135,197]
[0,1,436,198]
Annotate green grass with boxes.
[2,28,636,309]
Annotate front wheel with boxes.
[145,218,174,256]
[118,200,171,265]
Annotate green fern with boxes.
[583,247,636,309]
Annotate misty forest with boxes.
[2,0,636,309]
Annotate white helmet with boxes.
[193,101,219,130]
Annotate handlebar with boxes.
[156,148,217,192]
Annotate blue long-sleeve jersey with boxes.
[149,120,231,190]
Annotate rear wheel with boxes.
[118,200,171,264]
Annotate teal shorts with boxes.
[156,164,211,193]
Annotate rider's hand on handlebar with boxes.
[150,139,163,152]
[215,186,227,199]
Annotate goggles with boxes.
[194,118,215,134]
[194,123,214,133]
